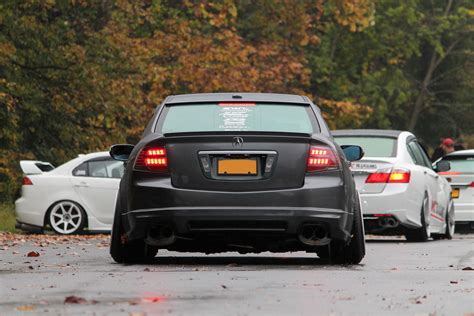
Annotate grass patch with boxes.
[0,202,17,232]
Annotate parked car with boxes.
[109,93,366,264]
[333,129,454,241]
[435,149,474,227]
[15,152,124,234]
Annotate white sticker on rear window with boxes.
[218,106,254,131]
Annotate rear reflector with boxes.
[22,177,33,185]
[135,146,168,172]
[366,168,410,183]
[307,146,339,172]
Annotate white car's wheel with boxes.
[48,201,86,235]
[433,200,455,240]
[405,195,430,242]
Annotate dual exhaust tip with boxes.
[298,224,330,246]
[146,225,176,246]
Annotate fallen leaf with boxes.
[16,305,35,311]
[27,251,40,257]
[462,267,473,271]
[450,280,458,284]
[221,284,228,289]
[64,296,87,304]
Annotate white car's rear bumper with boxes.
[453,201,474,222]
[360,184,422,228]
[15,196,45,228]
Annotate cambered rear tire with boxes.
[110,201,158,263]
[329,196,366,264]
[432,201,455,240]
[405,195,430,242]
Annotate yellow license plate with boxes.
[451,188,460,199]
[218,159,257,175]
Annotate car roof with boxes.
[163,93,312,105]
[331,129,404,138]
[444,149,474,157]
[78,151,110,159]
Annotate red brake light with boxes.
[22,176,33,185]
[307,146,339,172]
[470,182,474,188]
[218,102,255,107]
[366,172,390,183]
[135,146,168,172]
[366,168,410,183]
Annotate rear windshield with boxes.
[334,136,397,158]
[156,103,319,134]
[441,156,474,173]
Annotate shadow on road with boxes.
[143,255,330,266]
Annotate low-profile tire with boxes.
[110,202,157,263]
[329,196,366,264]
[48,201,86,235]
[432,201,455,240]
[405,195,430,242]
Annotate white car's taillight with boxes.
[366,168,410,183]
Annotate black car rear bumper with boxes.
[123,206,352,242]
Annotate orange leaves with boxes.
[319,98,373,129]
[332,0,375,32]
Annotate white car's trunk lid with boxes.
[350,158,395,193]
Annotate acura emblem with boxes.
[232,136,244,147]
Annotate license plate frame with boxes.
[217,159,257,175]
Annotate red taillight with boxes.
[136,146,168,172]
[366,168,410,183]
[307,146,339,172]
[470,182,474,188]
[22,177,33,185]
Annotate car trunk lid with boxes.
[162,132,314,191]
[349,158,395,193]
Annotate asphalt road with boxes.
[0,233,473,316]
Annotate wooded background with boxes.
[1,0,473,201]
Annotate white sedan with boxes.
[15,152,123,234]
[435,149,474,226]
[333,129,454,241]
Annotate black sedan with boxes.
[109,93,365,264]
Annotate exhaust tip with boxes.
[146,225,176,246]
[298,224,330,246]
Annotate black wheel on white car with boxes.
[48,201,86,235]
[405,195,430,242]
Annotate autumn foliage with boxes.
[0,0,472,201]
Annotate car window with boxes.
[105,160,125,179]
[334,136,397,157]
[408,141,431,168]
[72,162,88,177]
[157,103,319,134]
[73,159,124,178]
[417,144,433,168]
[440,156,474,173]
